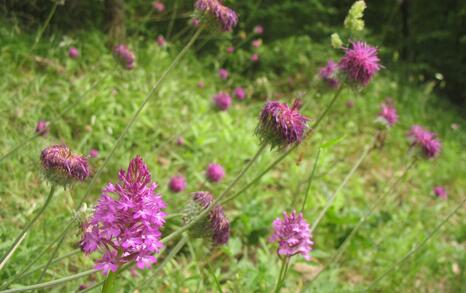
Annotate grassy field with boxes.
[0,22,465,292]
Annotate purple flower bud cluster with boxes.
[256,100,308,149]
[195,0,238,32]
[113,44,136,70]
[169,175,187,193]
[339,41,381,87]
[206,163,225,182]
[35,120,49,136]
[408,125,442,159]
[377,103,398,127]
[80,156,166,274]
[319,60,339,88]
[185,191,230,245]
[213,92,232,111]
[269,211,313,260]
[40,144,90,186]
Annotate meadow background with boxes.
[0,0,465,292]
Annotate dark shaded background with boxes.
[2,0,465,105]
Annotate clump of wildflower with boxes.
[255,100,309,149]
[183,191,230,245]
[218,68,229,80]
[252,39,262,48]
[376,103,398,127]
[407,125,442,159]
[156,35,166,47]
[169,175,187,193]
[251,53,259,63]
[80,156,166,274]
[113,44,136,70]
[254,25,264,35]
[35,120,49,136]
[269,211,313,260]
[213,92,231,111]
[89,149,99,158]
[41,144,90,186]
[226,46,235,54]
[339,41,381,87]
[319,60,339,88]
[433,186,447,199]
[234,87,246,100]
[331,33,343,48]
[152,1,165,12]
[194,0,238,32]
[344,0,367,32]
[206,163,225,182]
[69,47,79,59]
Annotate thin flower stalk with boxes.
[0,185,57,269]
[273,256,290,293]
[365,196,466,291]
[300,149,321,212]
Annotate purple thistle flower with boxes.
[377,103,398,127]
[89,149,99,158]
[191,18,201,27]
[113,44,136,70]
[80,156,166,274]
[213,92,232,111]
[252,39,262,48]
[206,163,225,183]
[433,186,447,199]
[176,136,185,146]
[195,0,238,32]
[152,1,165,12]
[226,46,235,54]
[156,35,166,47]
[339,41,381,87]
[218,68,229,80]
[250,53,259,63]
[407,125,442,159]
[319,60,339,88]
[269,211,313,260]
[254,25,264,35]
[234,86,246,100]
[169,175,187,193]
[69,47,79,59]
[41,144,90,186]
[185,191,230,245]
[256,100,309,149]
[35,120,49,136]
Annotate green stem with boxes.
[166,0,179,40]
[365,196,466,291]
[273,257,289,293]
[0,269,98,293]
[36,223,69,283]
[300,149,321,212]
[310,136,375,233]
[309,157,417,284]
[101,269,117,293]
[161,143,267,244]
[0,185,57,269]
[312,86,343,130]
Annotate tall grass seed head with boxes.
[344,0,367,32]
[331,33,343,49]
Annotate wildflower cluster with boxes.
[113,44,136,70]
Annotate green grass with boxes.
[0,23,465,293]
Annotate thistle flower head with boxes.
[407,125,441,159]
[269,211,313,260]
[256,100,309,149]
[35,120,49,136]
[254,25,264,35]
[69,47,79,59]
[156,35,166,47]
[227,46,235,54]
[377,103,398,127]
[234,86,246,100]
[250,53,259,63]
[176,136,185,145]
[169,175,187,193]
[339,41,380,86]
[113,44,136,70]
[89,149,99,158]
[252,39,262,48]
[213,92,232,111]
[194,0,238,32]
[40,144,90,186]
[191,18,201,27]
[433,186,447,199]
[152,1,165,12]
[197,80,205,88]
[183,191,230,245]
[218,68,229,80]
[319,60,339,88]
[206,163,225,182]
[80,156,166,274]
